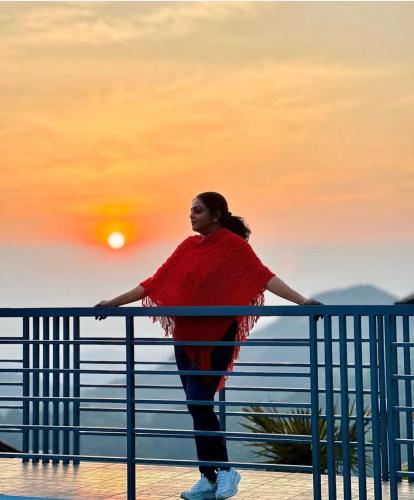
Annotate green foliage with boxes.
[241,401,372,474]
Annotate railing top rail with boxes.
[0,304,413,318]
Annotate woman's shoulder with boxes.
[221,227,250,246]
[178,234,199,249]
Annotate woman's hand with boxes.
[302,298,323,306]
[301,298,324,320]
[94,300,115,320]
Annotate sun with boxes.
[107,231,126,249]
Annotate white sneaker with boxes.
[215,468,241,499]
[180,474,217,500]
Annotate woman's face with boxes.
[190,198,221,235]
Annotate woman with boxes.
[95,192,321,500]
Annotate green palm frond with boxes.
[241,400,372,474]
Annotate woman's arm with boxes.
[107,285,146,306]
[94,285,146,320]
[265,276,319,305]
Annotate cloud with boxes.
[0,2,255,55]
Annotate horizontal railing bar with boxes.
[133,399,311,408]
[80,383,127,388]
[0,450,313,472]
[131,429,374,447]
[133,457,313,472]
[133,369,310,377]
[78,430,299,444]
[78,383,375,395]
[133,340,310,346]
[81,384,311,392]
[0,339,127,345]
[0,451,126,463]
[83,360,314,367]
[79,407,125,413]
[227,387,373,394]
[0,382,23,386]
[0,396,311,408]
[134,427,312,443]
[394,406,414,412]
[81,406,288,416]
[1,304,413,317]
[0,424,125,432]
[0,359,22,362]
[219,411,372,421]
[132,427,312,442]
[77,406,372,420]
[81,360,126,365]
[396,471,414,477]
[0,337,391,348]
[78,431,126,437]
[0,405,22,409]
[0,396,127,403]
[0,368,126,374]
[133,361,377,369]
[396,438,414,444]
[0,367,309,377]
[84,358,395,368]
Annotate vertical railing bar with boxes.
[22,316,30,463]
[32,316,40,462]
[126,316,136,500]
[354,314,367,499]
[62,316,70,464]
[309,315,321,500]
[339,315,351,499]
[324,315,336,499]
[73,316,80,465]
[369,315,382,499]
[402,314,413,481]
[377,315,389,480]
[52,316,60,464]
[385,314,398,500]
[391,315,402,477]
[219,387,226,431]
[42,316,50,463]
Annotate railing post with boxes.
[32,316,40,463]
[22,316,30,462]
[390,315,402,478]
[73,316,81,465]
[309,315,321,500]
[323,314,336,499]
[339,315,351,499]
[42,316,50,463]
[219,387,226,432]
[126,316,136,500]
[369,315,382,499]
[385,314,398,500]
[377,315,389,480]
[62,316,70,464]
[402,314,413,481]
[52,316,60,464]
[354,314,367,499]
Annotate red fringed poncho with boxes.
[139,227,275,391]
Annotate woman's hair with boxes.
[195,191,251,241]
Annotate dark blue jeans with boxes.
[174,321,238,482]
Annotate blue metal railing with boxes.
[0,305,413,500]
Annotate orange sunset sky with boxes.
[1,2,413,306]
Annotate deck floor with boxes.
[0,459,413,499]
